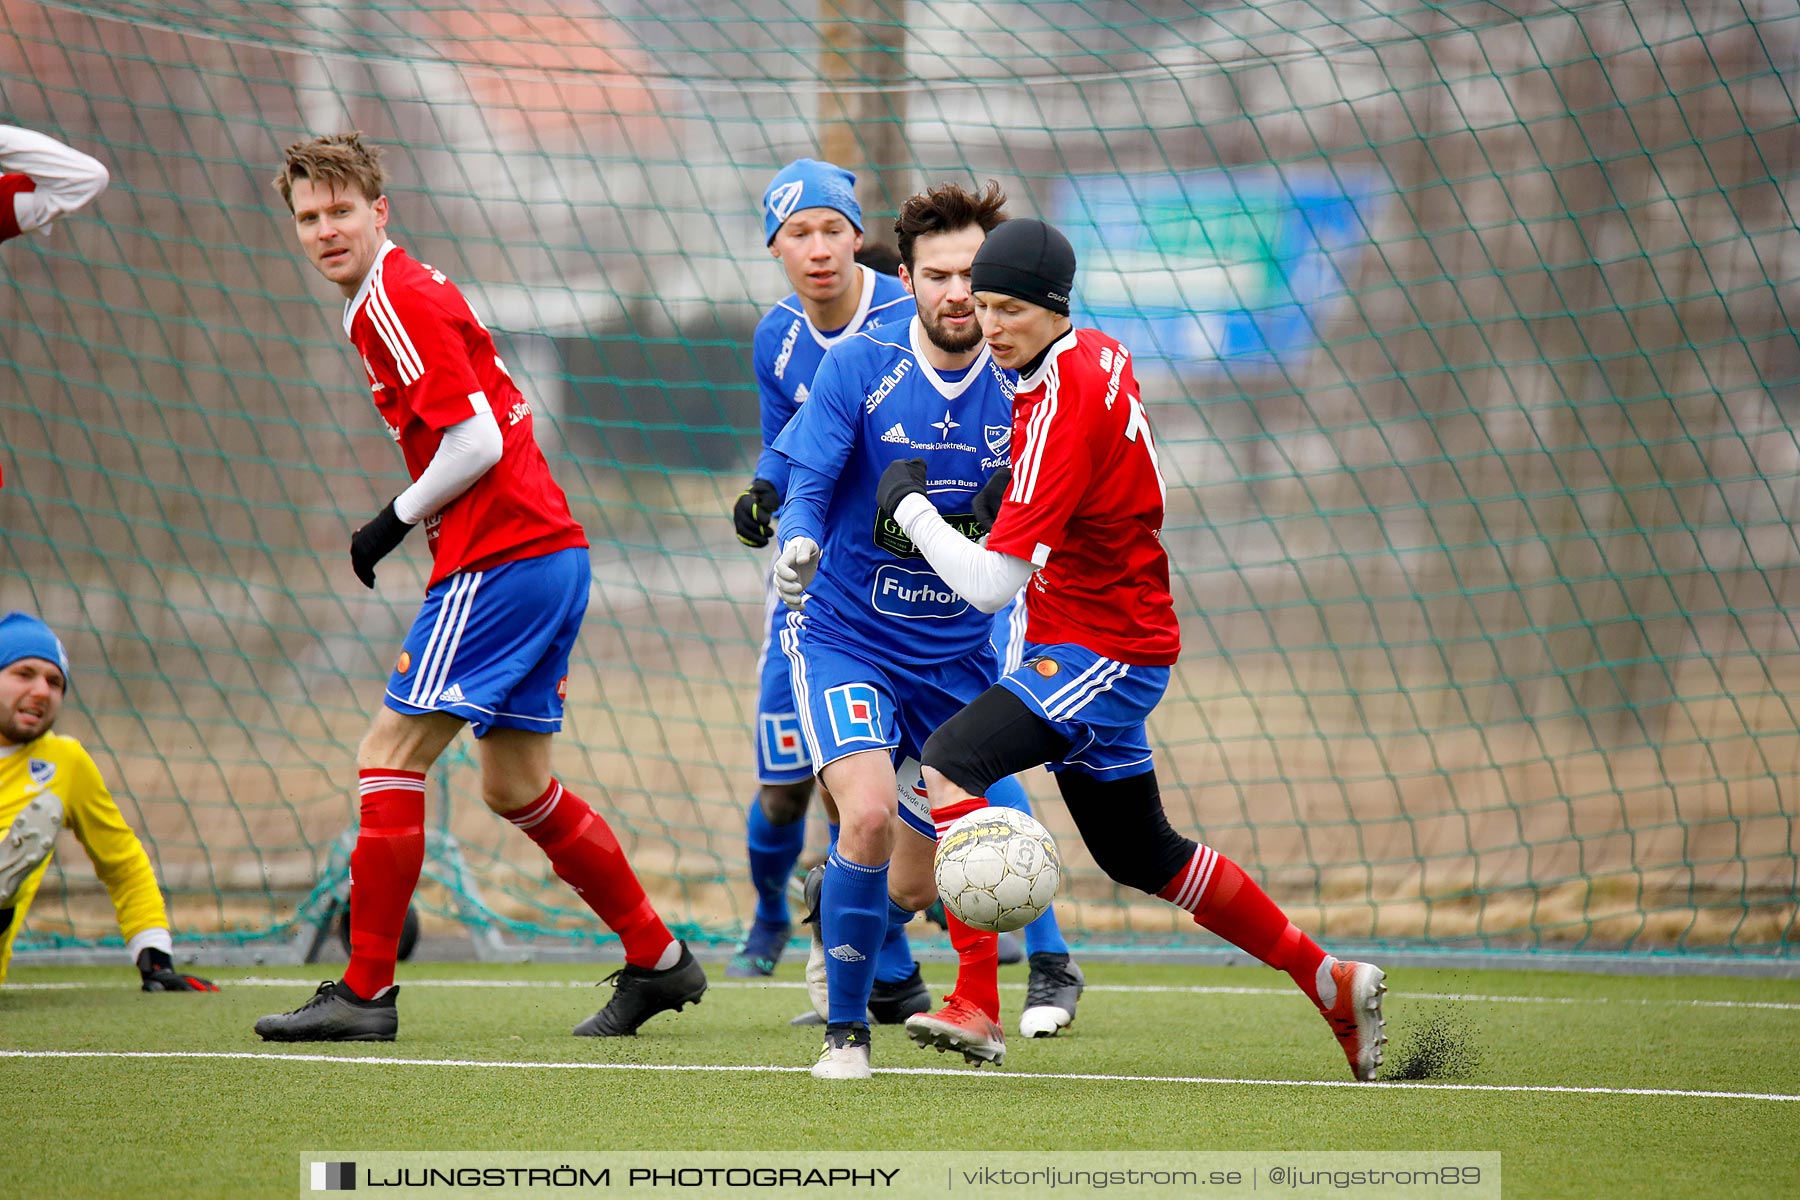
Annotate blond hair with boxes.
[273,132,386,212]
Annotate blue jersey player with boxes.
[728,160,928,1023]
[772,183,1074,1079]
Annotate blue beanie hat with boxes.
[762,158,862,245]
[0,612,70,679]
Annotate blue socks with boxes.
[877,898,917,984]
[745,794,806,929]
[825,817,913,986]
[985,774,1070,957]
[828,816,914,985]
[821,849,888,1026]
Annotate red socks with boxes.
[508,780,674,969]
[932,794,1001,1021]
[342,770,427,1000]
[943,909,1001,1020]
[343,772,673,990]
[1160,845,1330,1007]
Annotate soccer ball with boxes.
[934,807,1061,933]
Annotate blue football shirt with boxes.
[773,316,1017,668]
[751,265,914,496]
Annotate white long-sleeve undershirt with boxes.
[0,125,109,236]
[393,409,504,524]
[894,492,1035,613]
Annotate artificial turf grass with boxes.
[4,961,1796,1199]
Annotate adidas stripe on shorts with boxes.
[384,546,588,737]
[996,640,1170,781]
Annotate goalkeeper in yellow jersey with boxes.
[0,612,216,992]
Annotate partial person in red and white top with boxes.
[0,124,109,245]
[874,217,1389,1082]
[254,133,705,1043]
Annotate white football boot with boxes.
[810,1024,873,1080]
[1320,959,1387,1082]
[0,796,62,907]
[801,864,829,1020]
[1020,951,1085,1038]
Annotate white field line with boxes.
[8,977,1797,1011]
[1,1048,1795,1103]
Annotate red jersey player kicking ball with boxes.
[875,218,1387,1081]
[256,133,705,1042]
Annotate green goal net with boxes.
[2,0,1795,963]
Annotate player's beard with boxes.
[0,704,54,744]
[920,304,983,355]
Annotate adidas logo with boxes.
[827,943,867,963]
[880,423,909,445]
[437,684,466,704]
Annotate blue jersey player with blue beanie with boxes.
[728,159,928,1023]
[771,183,1077,1079]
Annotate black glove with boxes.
[350,499,415,588]
[971,466,1012,533]
[137,947,218,993]
[875,458,929,527]
[733,477,781,548]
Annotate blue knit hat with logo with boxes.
[0,612,70,679]
[762,158,863,244]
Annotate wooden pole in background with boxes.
[819,0,910,242]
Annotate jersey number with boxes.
[1123,392,1167,501]
[429,263,516,382]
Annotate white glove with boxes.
[774,537,819,611]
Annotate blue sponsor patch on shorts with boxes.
[825,683,883,746]
[760,711,808,774]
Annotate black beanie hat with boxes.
[971,218,1076,316]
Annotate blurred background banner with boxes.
[2,0,1795,961]
[1060,168,1376,366]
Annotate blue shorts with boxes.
[998,641,1169,781]
[780,612,1000,839]
[753,570,812,785]
[385,547,589,738]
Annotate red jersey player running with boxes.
[256,133,705,1042]
[876,218,1387,1082]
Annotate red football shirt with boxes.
[0,174,38,243]
[985,328,1181,665]
[344,241,586,586]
